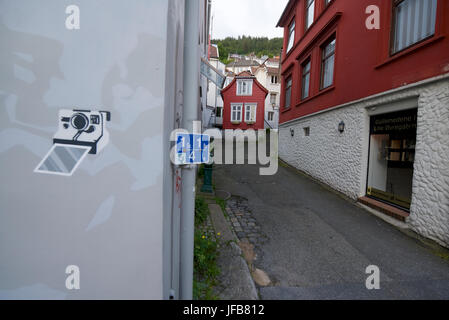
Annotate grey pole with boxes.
[180,0,200,300]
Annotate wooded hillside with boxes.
[212,36,283,64]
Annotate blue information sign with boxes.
[175,133,210,165]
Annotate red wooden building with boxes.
[221,71,268,130]
[277,0,449,247]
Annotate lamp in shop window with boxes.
[338,121,345,133]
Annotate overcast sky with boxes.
[211,0,289,39]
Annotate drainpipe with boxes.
[180,0,201,300]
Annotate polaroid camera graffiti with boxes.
[34,109,111,176]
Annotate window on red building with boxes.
[391,0,438,54]
[287,20,295,52]
[320,36,336,89]
[305,0,315,30]
[301,59,311,99]
[284,76,292,109]
[244,104,257,123]
[231,104,243,123]
[236,80,253,96]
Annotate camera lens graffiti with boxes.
[34,109,111,176]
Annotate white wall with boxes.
[0,0,176,299]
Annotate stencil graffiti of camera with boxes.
[34,109,111,176]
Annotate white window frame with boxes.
[236,80,253,96]
[244,103,257,124]
[287,20,295,52]
[230,103,243,123]
[305,0,315,30]
[391,0,437,54]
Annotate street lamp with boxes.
[338,121,345,133]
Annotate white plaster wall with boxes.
[279,104,366,199]
[408,80,449,247]
[279,75,449,247]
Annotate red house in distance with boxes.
[221,71,268,130]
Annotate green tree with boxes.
[212,36,283,64]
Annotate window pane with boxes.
[324,39,336,57]
[286,90,291,108]
[306,0,315,29]
[303,60,311,73]
[287,21,295,52]
[322,54,334,88]
[302,60,311,99]
[302,73,310,99]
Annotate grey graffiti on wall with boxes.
[35,109,111,176]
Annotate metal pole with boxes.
[180,0,200,300]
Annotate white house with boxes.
[253,58,281,129]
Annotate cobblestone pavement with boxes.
[226,196,268,249]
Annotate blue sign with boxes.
[175,133,210,165]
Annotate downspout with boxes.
[180,0,200,300]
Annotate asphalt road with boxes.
[213,160,449,300]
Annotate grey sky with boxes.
[211,0,289,39]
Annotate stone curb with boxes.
[208,203,259,300]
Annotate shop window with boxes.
[366,109,417,210]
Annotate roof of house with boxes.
[267,57,280,63]
[209,45,219,59]
[266,67,280,75]
[236,70,254,78]
[250,66,260,74]
[226,59,260,68]
[220,71,269,99]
